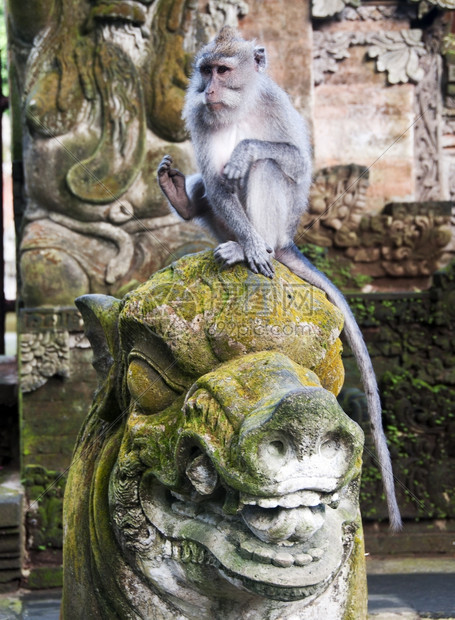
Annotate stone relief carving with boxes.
[312,0,454,19]
[313,31,363,85]
[297,166,452,280]
[20,331,70,393]
[12,0,252,308]
[313,29,426,85]
[341,5,417,21]
[345,202,452,277]
[367,30,426,84]
[408,0,455,17]
[414,53,443,201]
[199,0,249,38]
[297,164,369,248]
[19,308,90,392]
[62,252,367,619]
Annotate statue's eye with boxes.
[127,358,178,415]
[217,66,230,75]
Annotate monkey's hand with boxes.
[223,141,257,190]
[157,155,192,217]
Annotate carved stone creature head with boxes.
[62,252,366,619]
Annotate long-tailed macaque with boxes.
[157,27,402,530]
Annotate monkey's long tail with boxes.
[276,243,402,531]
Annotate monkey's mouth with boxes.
[205,101,225,111]
[135,471,358,602]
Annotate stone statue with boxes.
[62,252,367,619]
[9,0,220,307]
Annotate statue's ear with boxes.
[253,46,267,72]
[76,294,122,422]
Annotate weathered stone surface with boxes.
[62,252,367,619]
[313,72,416,213]
[0,473,23,592]
[0,474,23,530]
[299,195,452,287]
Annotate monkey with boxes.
[157,27,402,531]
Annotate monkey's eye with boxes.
[217,66,230,75]
[200,65,212,76]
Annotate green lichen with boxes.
[27,566,63,590]
[342,528,367,619]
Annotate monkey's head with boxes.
[183,27,267,129]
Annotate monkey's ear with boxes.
[253,46,267,72]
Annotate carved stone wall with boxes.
[312,1,455,220]
[312,1,455,275]
[7,1,250,588]
[9,0,231,308]
[298,166,452,290]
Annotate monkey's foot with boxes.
[215,240,275,279]
[157,155,191,214]
[214,241,245,266]
[243,238,275,279]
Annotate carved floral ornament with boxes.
[313,29,427,85]
[312,0,359,18]
[312,0,455,19]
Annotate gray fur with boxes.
[157,27,402,530]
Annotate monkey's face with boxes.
[183,29,266,130]
[195,55,258,115]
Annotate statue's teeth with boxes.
[240,489,322,509]
[238,540,325,567]
[294,553,312,566]
[272,551,294,568]
[257,497,279,508]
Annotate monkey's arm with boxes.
[157,155,207,219]
[223,139,307,187]
[206,178,275,277]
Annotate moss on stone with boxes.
[120,251,344,391]
[26,566,63,590]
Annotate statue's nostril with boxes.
[186,453,218,495]
[256,434,292,474]
[267,440,286,458]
